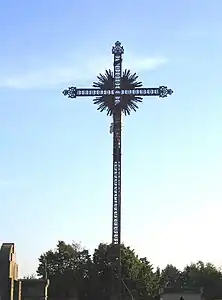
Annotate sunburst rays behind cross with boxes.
[93,69,143,116]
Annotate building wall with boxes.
[0,243,49,300]
[0,243,18,300]
[14,281,21,300]
[20,279,49,300]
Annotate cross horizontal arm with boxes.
[63,87,115,98]
[62,86,173,99]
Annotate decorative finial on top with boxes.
[112,41,124,55]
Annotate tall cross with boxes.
[63,41,173,300]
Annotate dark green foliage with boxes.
[37,241,222,300]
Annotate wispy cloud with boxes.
[0,180,10,186]
[0,54,168,90]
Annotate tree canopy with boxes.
[37,241,222,300]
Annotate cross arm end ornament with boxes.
[62,87,77,98]
[159,86,173,98]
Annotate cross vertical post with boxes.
[112,41,124,300]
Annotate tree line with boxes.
[35,241,222,300]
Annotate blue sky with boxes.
[0,0,221,277]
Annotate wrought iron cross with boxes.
[63,41,173,245]
[63,41,173,300]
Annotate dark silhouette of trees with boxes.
[37,241,222,300]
